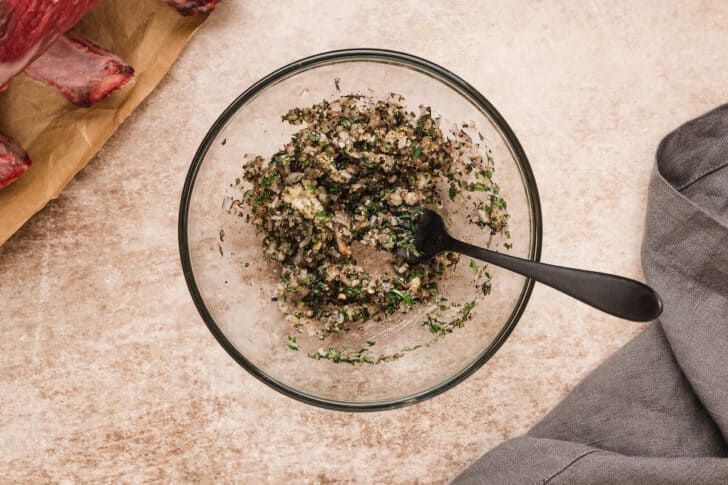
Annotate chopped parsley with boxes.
[236,92,510,363]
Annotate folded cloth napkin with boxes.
[453,105,728,484]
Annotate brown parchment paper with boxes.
[0,0,207,245]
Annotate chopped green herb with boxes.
[449,186,458,201]
[391,289,414,306]
[236,92,509,362]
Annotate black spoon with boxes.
[395,208,663,322]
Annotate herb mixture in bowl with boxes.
[237,92,509,362]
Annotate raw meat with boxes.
[25,30,135,107]
[0,0,100,90]
[0,134,31,190]
[164,0,221,16]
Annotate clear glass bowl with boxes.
[178,49,542,411]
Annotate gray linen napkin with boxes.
[453,105,728,484]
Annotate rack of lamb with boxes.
[0,0,220,189]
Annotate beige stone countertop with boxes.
[2,1,726,482]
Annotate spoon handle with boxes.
[450,239,663,322]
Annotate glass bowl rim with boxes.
[178,48,543,412]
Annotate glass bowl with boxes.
[178,49,542,411]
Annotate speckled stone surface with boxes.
[1,1,726,482]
